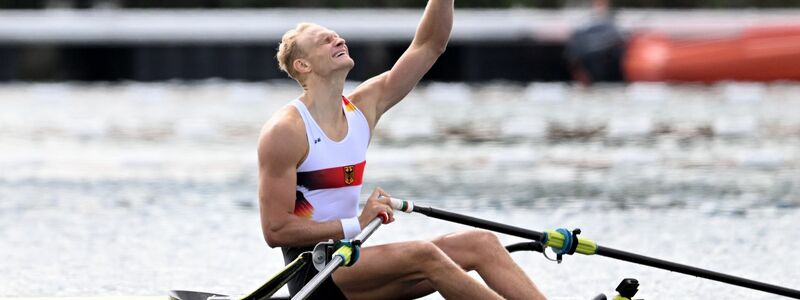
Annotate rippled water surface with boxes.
[1,81,799,299]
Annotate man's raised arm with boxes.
[350,0,454,126]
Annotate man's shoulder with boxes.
[258,105,306,157]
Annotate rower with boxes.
[256,1,546,299]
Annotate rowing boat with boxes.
[168,290,288,300]
[168,278,639,300]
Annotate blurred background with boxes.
[1,1,799,299]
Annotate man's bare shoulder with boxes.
[257,105,306,164]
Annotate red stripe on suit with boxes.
[296,160,366,191]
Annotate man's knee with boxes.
[470,229,501,243]
[402,240,453,272]
[460,229,502,248]
[453,230,507,265]
[407,240,444,260]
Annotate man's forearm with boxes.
[265,217,347,247]
[412,0,454,53]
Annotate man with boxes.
[257,1,546,299]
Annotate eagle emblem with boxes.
[343,165,355,185]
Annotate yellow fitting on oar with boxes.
[575,237,597,255]
[333,244,354,266]
[545,230,566,249]
[544,230,598,255]
[612,295,631,300]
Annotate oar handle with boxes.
[389,198,414,213]
[356,212,387,242]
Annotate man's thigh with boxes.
[332,241,437,300]
[426,229,497,270]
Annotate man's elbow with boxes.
[418,42,446,59]
[264,231,285,248]
[413,37,448,56]
[431,43,447,56]
[263,223,291,248]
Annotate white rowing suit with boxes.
[289,96,370,239]
[281,96,370,298]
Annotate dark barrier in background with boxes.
[0,42,571,82]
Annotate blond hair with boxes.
[276,23,316,80]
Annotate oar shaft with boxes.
[596,246,800,299]
[412,205,546,241]
[293,255,343,299]
[291,216,385,300]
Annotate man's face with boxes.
[295,25,354,77]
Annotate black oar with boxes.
[390,198,800,299]
[291,212,388,300]
[168,252,309,300]
[241,251,312,300]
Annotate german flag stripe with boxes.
[294,191,314,219]
[343,96,357,112]
[297,160,366,191]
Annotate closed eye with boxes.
[321,32,338,45]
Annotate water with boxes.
[1,81,799,299]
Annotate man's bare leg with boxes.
[429,229,546,300]
[332,240,503,300]
[377,229,547,300]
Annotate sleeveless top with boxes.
[289,96,370,222]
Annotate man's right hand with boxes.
[359,187,395,227]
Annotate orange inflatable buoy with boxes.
[624,25,800,82]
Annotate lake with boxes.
[1,81,798,299]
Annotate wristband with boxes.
[341,217,362,239]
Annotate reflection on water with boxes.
[0,81,798,298]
